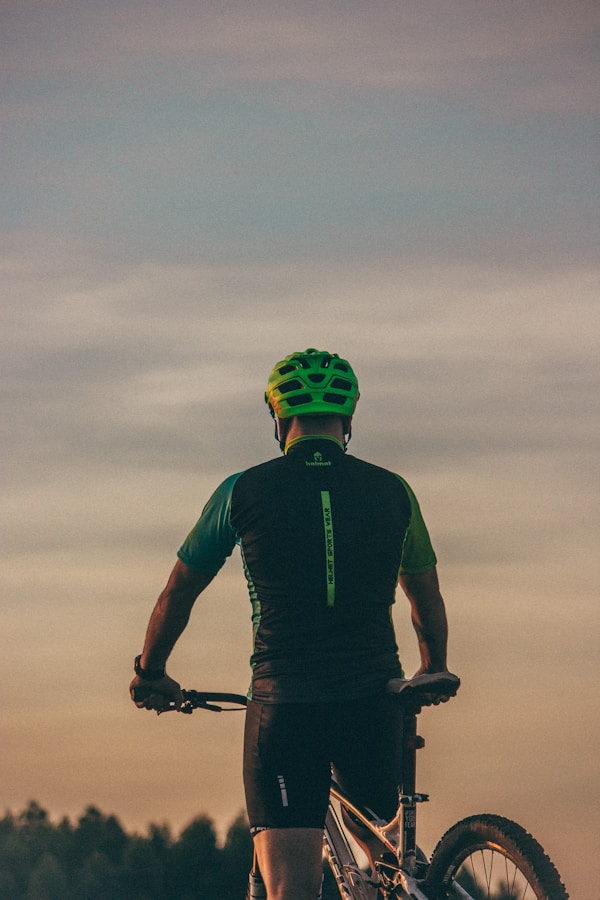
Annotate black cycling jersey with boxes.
[178,436,437,703]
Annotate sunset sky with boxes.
[2,2,599,897]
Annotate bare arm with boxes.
[138,559,212,670]
[398,567,449,676]
[130,559,213,710]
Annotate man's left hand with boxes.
[129,674,184,712]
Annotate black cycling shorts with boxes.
[243,694,404,833]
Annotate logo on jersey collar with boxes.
[305,451,332,468]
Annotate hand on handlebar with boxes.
[386,670,460,709]
[410,668,460,705]
[129,674,184,713]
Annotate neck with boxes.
[279,415,349,453]
[285,433,346,454]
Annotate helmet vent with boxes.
[331,377,352,391]
[323,393,346,405]
[287,393,313,407]
[278,364,296,376]
[279,378,303,394]
[308,373,326,384]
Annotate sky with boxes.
[2,0,599,896]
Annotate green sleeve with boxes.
[396,475,438,574]
[177,472,243,576]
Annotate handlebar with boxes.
[132,673,459,715]
[130,686,248,712]
[179,690,248,713]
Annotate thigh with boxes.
[243,700,333,831]
[331,694,404,822]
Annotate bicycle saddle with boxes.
[385,672,460,708]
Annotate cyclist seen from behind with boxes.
[130,348,455,900]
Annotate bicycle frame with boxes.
[323,707,432,900]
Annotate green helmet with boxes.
[265,348,359,419]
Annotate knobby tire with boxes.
[423,814,568,900]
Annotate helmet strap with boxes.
[343,417,352,449]
[276,418,291,452]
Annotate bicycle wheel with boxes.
[424,814,568,900]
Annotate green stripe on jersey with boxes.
[320,491,335,607]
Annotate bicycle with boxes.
[136,672,569,899]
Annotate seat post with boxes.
[400,711,427,874]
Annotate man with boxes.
[130,348,453,900]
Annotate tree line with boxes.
[0,800,338,899]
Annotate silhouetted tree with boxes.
[73,806,127,867]
[25,852,68,900]
[0,801,282,899]
[74,849,121,900]
[221,811,254,900]
[170,814,222,898]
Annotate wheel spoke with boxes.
[457,848,546,898]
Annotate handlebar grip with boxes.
[131,684,178,705]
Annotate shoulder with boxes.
[206,470,246,505]
[237,455,283,477]
[226,456,290,505]
[345,454,412,491]
[231,455,283,486]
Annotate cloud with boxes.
[4,244,597,502]
[4,1,599,119]
[4,1,597,284]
